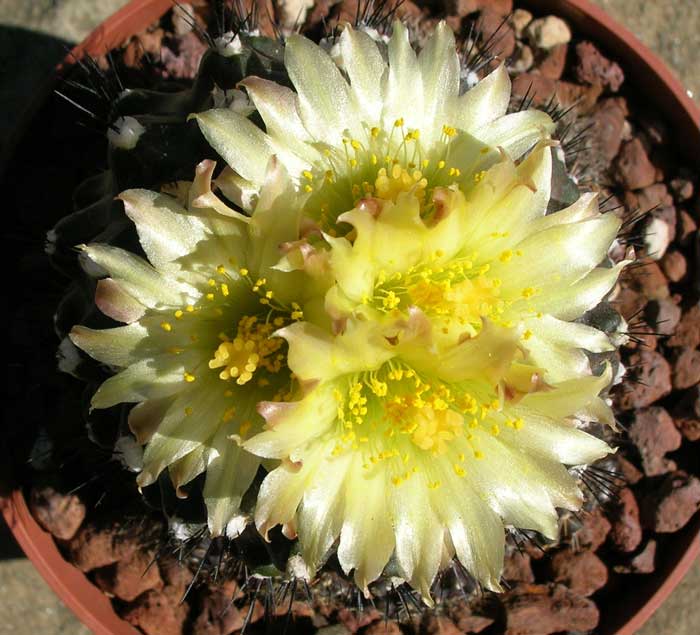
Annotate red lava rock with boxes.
[576,507,612,551]
[93,550,163,602]
[502,583,599,635]
[614,539,657,574]
[421,614,462,635]
[337,608,381,633]
[660,249,688,282]
[667,304,700,349]
[645,298,682,336]
[574,41,624,91]
[617,350,672,411]
[191,582,245,635]
[479,8,516,58]
[362,621,402,635]
[617,456,644,486]
[444,0,479,16]
[161,32,208,80]
[159,557,195,597]
[449,604,494,633]
[672,348,700,390]
[29,486,85,541]
[678,209,698,246]
[642,471,700,533]
[670,177,694,202]
[625,182,674,211]
[536,43,567,80]
[625,260,670,301]
[64,524,136,572]
[608,488,642,553]
[628,407,682,476]
[511,74,602,112]
[613,286,648,322]
[121,586,189,635]
[502,550,535,583]
[548,549,608,596]
[614,138,657,190]
[477,0,513,15]
[672,386,700,441]
[591,98,626,162]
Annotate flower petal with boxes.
[419,21,460,138]
[243,383,338,460]
[285,34,356,143]
[477,110,555,160]
[70,323,148,368]
[91,350,204,409]
[505,407,612,466]
[383,21,423,130]
[192,108,273,184]
[337,461,395,594]
[339,26,386,124]
[431,465,505,592]
[80,244,195,307]
[391,476,443,599]
[95,278,145,323]
[204,424,261,537]
[531,261,629,321]
[278,320,394,384]
[453,64,510,133]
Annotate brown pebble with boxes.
[670,177,694,202]
[29,486,86,541]
[420,615,462,635]
[608,488,642,553]
[672,348,700,390]
[479,7,516,58]
[574,41,624,91]
[590,98,626,162]
[64,524,136,572]
[191,582,246,635]
[617,350,672,411]
[121,586,189,635]
[337,608,382,633]
[645,298,682,336]
[363,620,402,635]
[614,539,657,574]
[536,43,567,80]
[503,550,535,583]
[660,250,688,282]
[628,407,682,476]
[642,471,700,533]
[549,549,608,596]
[617,456,644,486]
[502,583,599,635]
[93,549,163,602]
[614,138,657,190]
[667,304,700,348]
[678,209,698,245]
[576,507,612,551]
[672,386,700,441]
[449,604,495,633]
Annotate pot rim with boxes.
[2,1,699,635]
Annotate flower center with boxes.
[331,362,527,488]
[208,315,284,385]
[303,119,473,230]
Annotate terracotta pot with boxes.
[2,1,698,634]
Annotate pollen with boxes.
[208,314,285,385]
[160,321,172,332]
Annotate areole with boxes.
[1,1,698,634]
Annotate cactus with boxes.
[50,0,630,613]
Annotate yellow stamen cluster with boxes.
[208,315,284,385]
[302,118,470,228]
